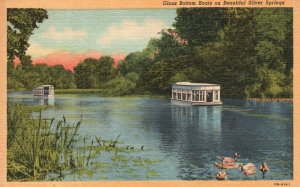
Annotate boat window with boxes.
[195,91,199,101]
[187,94,191,101]
[215,90,219,100]
[199,91,205,101]
[192,91,195,101]
[207,91,213,102]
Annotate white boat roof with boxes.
[34,85,54,89]
[41,85,54,87]
[173,82,219,86]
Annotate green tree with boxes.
[74,56,117,89]
[7,8,48,90]
[218,8,259,97]
[118,39,159,91]
[155,32,189,62]
[169,72,189,84]
[10,63,76,90]
[118,52,152,78]
[7,8,48,69]
[105,77,136,96]
[173,8,227,47]
[170,8,292,98]
[74,58,98,89]
[95,56,117,85]
[125,72,139,83]
[49,65,76,89]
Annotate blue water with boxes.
[8,91,293,180]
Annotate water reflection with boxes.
[33,97,55,105]
[7,91,55,106]
[169,105,222,179]
[171,105,222,135]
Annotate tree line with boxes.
[118,8,293,98]
[8,8,293,98]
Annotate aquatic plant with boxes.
[7,104,162,181]
[7,104,81,181]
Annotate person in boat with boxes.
[260,162,269,178]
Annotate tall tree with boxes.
[7,8,48,69]
[173,8,227,47]
[74,56,117,89]
[219,8,259,97]
[95,56,117,85]
[118,52,152,77]
[74,58,98,89]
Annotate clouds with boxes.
[27,43,57,58]
[42,27,87,40]
[28,26,89,57]
[99,19,167,46]
[22,10,176,71]
[27,10,176,56]
[26,10,176,61]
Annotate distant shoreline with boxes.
[7,89,293,103]
[245,98,293,103]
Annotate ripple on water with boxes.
[8,93,293,180]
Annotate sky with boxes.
[26,9,177,70]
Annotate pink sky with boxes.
[14,51,125,72]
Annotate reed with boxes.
[7,104,82,181]
[86,140,93,166]
[7,104,162,181]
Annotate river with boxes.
[8,91,293,180]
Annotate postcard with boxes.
[0,0,299,187]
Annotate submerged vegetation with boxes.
[7,104,161,181]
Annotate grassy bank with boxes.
[9,89,292,102]
[55,89,104,94]
[55,89,168,98]
[245,98,293,103]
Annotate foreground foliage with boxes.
[7,104,161,181]
[7,105,81,181]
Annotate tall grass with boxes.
[7,104,81,181]
[7,104,161,181]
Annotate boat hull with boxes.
[171,99,222,106]
[33,94,54,98]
